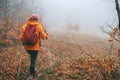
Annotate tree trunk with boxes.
[115,0,120,31]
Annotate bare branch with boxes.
[106,23,114,30]
[113,37,120,42]
[98,26,109,34]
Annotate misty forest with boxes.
[0,0,120,80]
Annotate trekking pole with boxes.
[17,46,24,77]
[45,30,50,54]
[36,31,53,78]
[45,30,53,66]
[46,38,53,67]
[46,38,50,54]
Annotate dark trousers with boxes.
[27,50,38,76]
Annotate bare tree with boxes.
[66,21,80,33]
[74,23,80,32]
[115,0,120,31]
[99,0,120,42]
[0,0,10,19]
[0,0,45,45]
[66,21,73,32]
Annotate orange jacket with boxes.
[19,20,47,50]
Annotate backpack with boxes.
[23,25,38,45]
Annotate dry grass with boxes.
[0,33,120,80]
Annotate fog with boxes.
[29,0,118,37]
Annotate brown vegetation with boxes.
[0,33,120,80]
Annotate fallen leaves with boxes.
[0,47,29,80]
[0,34,120,80]
[109,27,119,42]
[49,58,120,80]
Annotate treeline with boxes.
[0,0,43,46]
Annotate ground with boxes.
[0,33,120,80]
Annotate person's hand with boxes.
[44,29,47,33]
[45,30,48,40]
[46,33,48,40]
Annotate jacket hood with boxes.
[26,20,39,26]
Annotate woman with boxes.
[19,14,47,80]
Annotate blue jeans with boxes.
[27,50,38,76]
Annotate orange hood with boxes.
[26,20,39,26]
